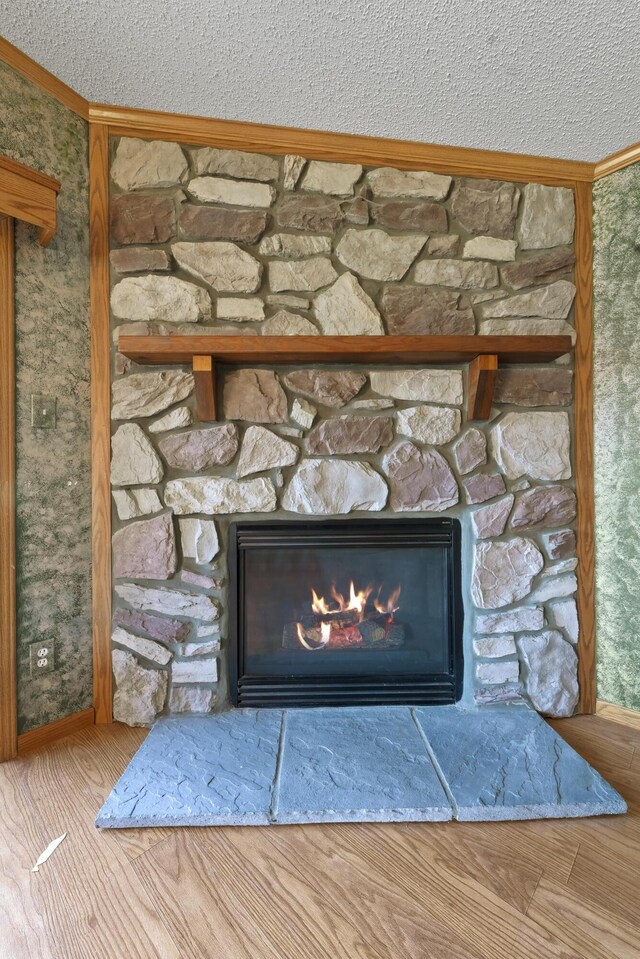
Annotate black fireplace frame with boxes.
[228,518,464,708]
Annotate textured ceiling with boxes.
[2,0,638,162]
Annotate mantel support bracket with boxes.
[193,355,217,421]
[468,354,498,420]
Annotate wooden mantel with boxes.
[0,155,61,246]
[118,333,573,422]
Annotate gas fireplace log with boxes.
[282,620,406,650]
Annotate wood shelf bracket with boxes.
[193,355,217,421]
[468,354,498,420]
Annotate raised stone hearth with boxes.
[108,136,580,727]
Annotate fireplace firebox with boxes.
[229,519,463,707]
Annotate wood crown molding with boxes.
[0,155,60,246]
[17,708,95,753]
[0,36,89,120]
[90,103,595,186]
[593,141,640,180]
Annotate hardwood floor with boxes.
[1,715,639,959]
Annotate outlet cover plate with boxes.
[30,640,55,676]
[31,395,56,429]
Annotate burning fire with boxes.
[295,580,401,650]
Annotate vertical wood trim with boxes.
[90,125,112,724]
[0,216,17,760]
[467,355,498,421]
[574,181,596,714]
[193,355,217,421]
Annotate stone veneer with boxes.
[108,136,579,725]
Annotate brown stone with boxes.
[371,200,448,232]
[113,606,190,642]
[511,486,577,530]
[277,193,343,233]
[426,235,460,257]
[494,368,573,407]
[501,248,576,290]
[544,529,576,560]
[450,178,520,239]
[343,196,369,224]
[111,193,178,245]
[381,286,475,336]
[110,247,171,274]
[179,205,268,243]
[283,370,366,408]
[306,416,393,455]
[384,442,459,511]
[463,473,506,504]
[112,512,177,580]
[223,369,288,423]
[158,425,238,469]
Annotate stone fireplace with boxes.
[108,135,579,726]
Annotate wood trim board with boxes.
[0,36,89,119]
[593,141,640,180]
[573,181,596,714]
[17,707,95,753]
[89,124,113,725]
[0,155,60,247]
[0,216,17,761]
[596,700,640,731]
[91,103,594,185]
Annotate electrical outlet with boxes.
[31,395,57,429]
[30,640,55,676]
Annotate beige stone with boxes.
[476,661,519,684]
[112,370,194,420]
[178,518,220,564]
[479,279,576,319]
[188,176,275,207]
[336,228,426,282]
[291,398,317,430]
[453,429,487,474]
[112,649,167,727]
[476,606,545,634]
[479,318,576,343]
[518,184,575,250]
[462,236,517,261]
[115,583,220,621]
[112,627,172,666]
[396,406,461,446]
[237,426,299,477]
[172,241,262,293]
[111,423,164,487]
[370,369,463,404]
[473,635,517,658]
[112,138,188,191]
[268,257,337,292]
[258,234,332,257]
[517,630,578,717]
[261,311,319,335]
[301,160,362,195]
[216,298,265,322]
[314,273,384,335]
[223,369,288,423]
[148,407,193,433]
[548,599,579,644]
[530,573,578,603]
[282,460,387,514]
[366,167,451,200]
[189,146,279,181]
[413,258,499,289]
[112,488,163,520]
[471,538,543,608]
[169,686,216,713]
[172,658,218,684]
[283,154,306,190]
[111,275,211,323]
[490,411,571,481]
[164,476,277,514]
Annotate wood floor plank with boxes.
[0,714,638,959]
[528,876,640,959]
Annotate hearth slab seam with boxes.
[269,709,287,823]
[409,707,459,819]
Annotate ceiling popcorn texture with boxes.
[2,0,639,162]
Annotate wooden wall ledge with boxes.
[0,154,60,246]
[118,333,573,422]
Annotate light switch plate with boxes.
[31,395,56,429]
[30,640,55,675]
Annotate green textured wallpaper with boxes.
[0,62,92,732]
[593,162,640,709]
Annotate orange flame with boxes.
[374,584,402,614]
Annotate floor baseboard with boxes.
[17,707,95,753]
[596,699,640,731]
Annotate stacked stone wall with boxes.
[108,136,579,724]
